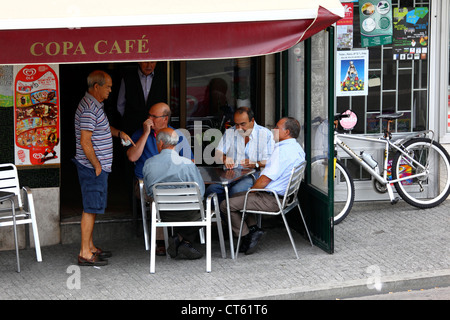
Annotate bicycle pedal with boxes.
[390,197,400,205]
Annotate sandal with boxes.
[92,247,112,259]
[78,254,108,266]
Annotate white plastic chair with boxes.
[0,163,42,272]
[236,162,312,259]
[149,181,226,273]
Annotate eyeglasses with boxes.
[148,114,168,119]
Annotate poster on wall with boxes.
[359,0,393,47]
[392,7,429,61]
[336,50,369,97]
[337,2,354,49]
[13,64,60,166]
[0,66,13,107]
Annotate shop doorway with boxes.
[59,63,136,221]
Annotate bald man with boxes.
[126,102,192,255]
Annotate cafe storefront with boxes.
[0,1,345,253]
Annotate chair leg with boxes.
[206,220,211,273]
[199,228,205,244]
[297,204,313,246]
[141,200,150,251]
[235,211,246,259]
[10,199,20,272]
[281,213,299,259]
[150,203,157,274]
[211,195,226,258]
[26,193,42,262]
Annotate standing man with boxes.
[117,61,167,137]
[73,70,133,266]
[143,128,204,259]
[206,107,274,204]
[220,117,305,255]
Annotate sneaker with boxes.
[177,240,203,260]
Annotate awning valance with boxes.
[0,0,344,64]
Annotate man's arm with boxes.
[110,125,135,147]
[251,175,272,190]
[80,130,102,176]
[127,119,152,162]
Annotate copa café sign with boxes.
[30,35,151,58]
[0,26,169,64]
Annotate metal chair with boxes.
[149,182,226,273]
[236,162,312,259]
[0,163,42,272]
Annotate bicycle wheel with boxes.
[392,138,450,208]
[333,159,355,224]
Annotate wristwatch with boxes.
[255,162,260,170]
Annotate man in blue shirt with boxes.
[143,128,204,260]
[127,102,192,180]
[127,102,192,255]
[220,117,305,255]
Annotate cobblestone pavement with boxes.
[1,200,449,300]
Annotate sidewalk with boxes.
[1,200,449,300]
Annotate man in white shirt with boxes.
[220,117,305,255]
[206,107,274,204]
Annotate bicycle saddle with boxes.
[376,112,404,120]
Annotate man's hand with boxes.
[143,118,153,134]
[224,156,236,169]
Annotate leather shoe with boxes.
[245,229,266,255]
[177,240,203,260]
[92,247,112,259]
[167,236,180,258]
[156,245,166,256]
[78,254,108,266]
[238,236,250,253]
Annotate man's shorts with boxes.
[73,159,109,214]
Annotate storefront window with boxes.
[336,0,430,182]
[336,0,430,136]
[185,58,255,132]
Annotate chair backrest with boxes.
[281,162,306,208]
[0,163,22,208]
[152,182,205,220]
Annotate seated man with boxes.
[206,107,274,205]
[220,117,305,255]
[127,102,192,181]
[143,128,205,260]
[127,102,192,255]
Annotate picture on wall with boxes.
[336,50,369,97]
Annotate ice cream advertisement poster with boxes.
[336,50,369,97]
[13,65,60,166]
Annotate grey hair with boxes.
[282,117,301,139]
[87,70,108,89]
[156,130,179,148]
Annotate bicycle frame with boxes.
[334,132,431,203]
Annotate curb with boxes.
[213,269,450,300]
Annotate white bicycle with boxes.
[313,111,450,224]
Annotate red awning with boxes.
[0,1,344,64]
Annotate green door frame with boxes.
[286,27,335,254]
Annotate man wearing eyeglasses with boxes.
[126,102,193,254]
[127,102,193,183]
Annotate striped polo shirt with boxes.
[74,92,113,172]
